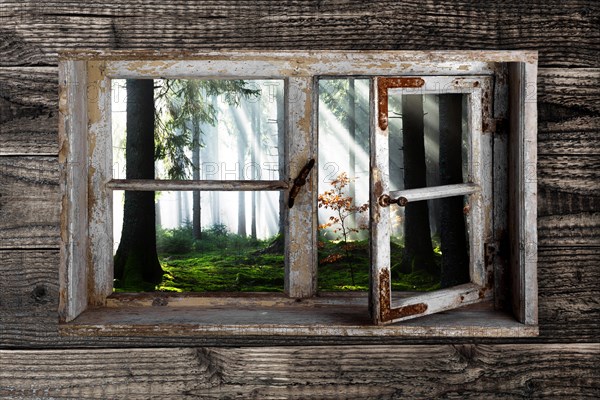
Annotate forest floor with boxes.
[148,226,441,293]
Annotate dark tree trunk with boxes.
[192,118,202,240]
[114,79,163,290]
[439,94,470,288]
[250,100,259,239]
[235,111,247,237]
[400,95,436,274]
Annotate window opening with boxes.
[317,78,371,291]
[110,79,285,292]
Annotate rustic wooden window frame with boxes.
[370,76,491,324]
[59,50,538,337]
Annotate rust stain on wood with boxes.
[388,302,428,321]
[377,77,424,131]
[378,269,428,323]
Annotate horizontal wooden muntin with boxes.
[107,179,290,191]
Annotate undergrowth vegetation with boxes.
[131,222,442,293]
[154,223,284,292]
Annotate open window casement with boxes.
[369,76,492,324]
[59,51,538,336]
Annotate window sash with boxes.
[369,76,492,325]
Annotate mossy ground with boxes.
[116,225,441,293]
[317,239,441,292]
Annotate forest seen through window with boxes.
[111,79,470,293]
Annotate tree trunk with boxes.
[439,94,470,287]
[232,106,247,237]
[400,95,436,274]
[192,118,202,240]
[250,100,260,239]
[114,79,163,290]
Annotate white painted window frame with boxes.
[59,51,538,334]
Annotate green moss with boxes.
[119,228,442,293]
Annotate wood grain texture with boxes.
[0,1,598,67]
[537,246,600,340]
[537,69,600,217]
[538,212,600,247]
[0,68,58,155]
[538,69,600,156]
[0,156,59,248]
[0,250,58,311]
[0,344,598,398]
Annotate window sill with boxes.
[59,293,539,338]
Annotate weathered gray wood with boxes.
[536,70,600,219]
[389,183,480,205]
[58,60,89,322]
[59,301,536,338]
[537,246,600,339]
[0,250,58,311]
[285,77,317,298]
[1,1,598,67]
[508,62,538,325]
[107,179,290,191]
[0,344,598,398]
[538,212,600,247]
[538,155,600,198]
[0,156,59,248]
[0,68,58,155]
[538,68,600,156]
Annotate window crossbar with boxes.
[388,183,480,206]
[106,179,291,191]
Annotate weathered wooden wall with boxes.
[0,1,598,397]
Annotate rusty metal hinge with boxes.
[288,158,315,208]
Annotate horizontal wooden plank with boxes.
[0,344,598,398]
[0,67,58,155]
[539,187,600,218]
[538,68,600,155]
[538,212,600,247]
[538,155,599,196]
[0,156,59,248]
[537,246,600,340]
[59,301,536,338]
[0,1,598,67]
[0,250,58,310]
[536,69,600,219]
